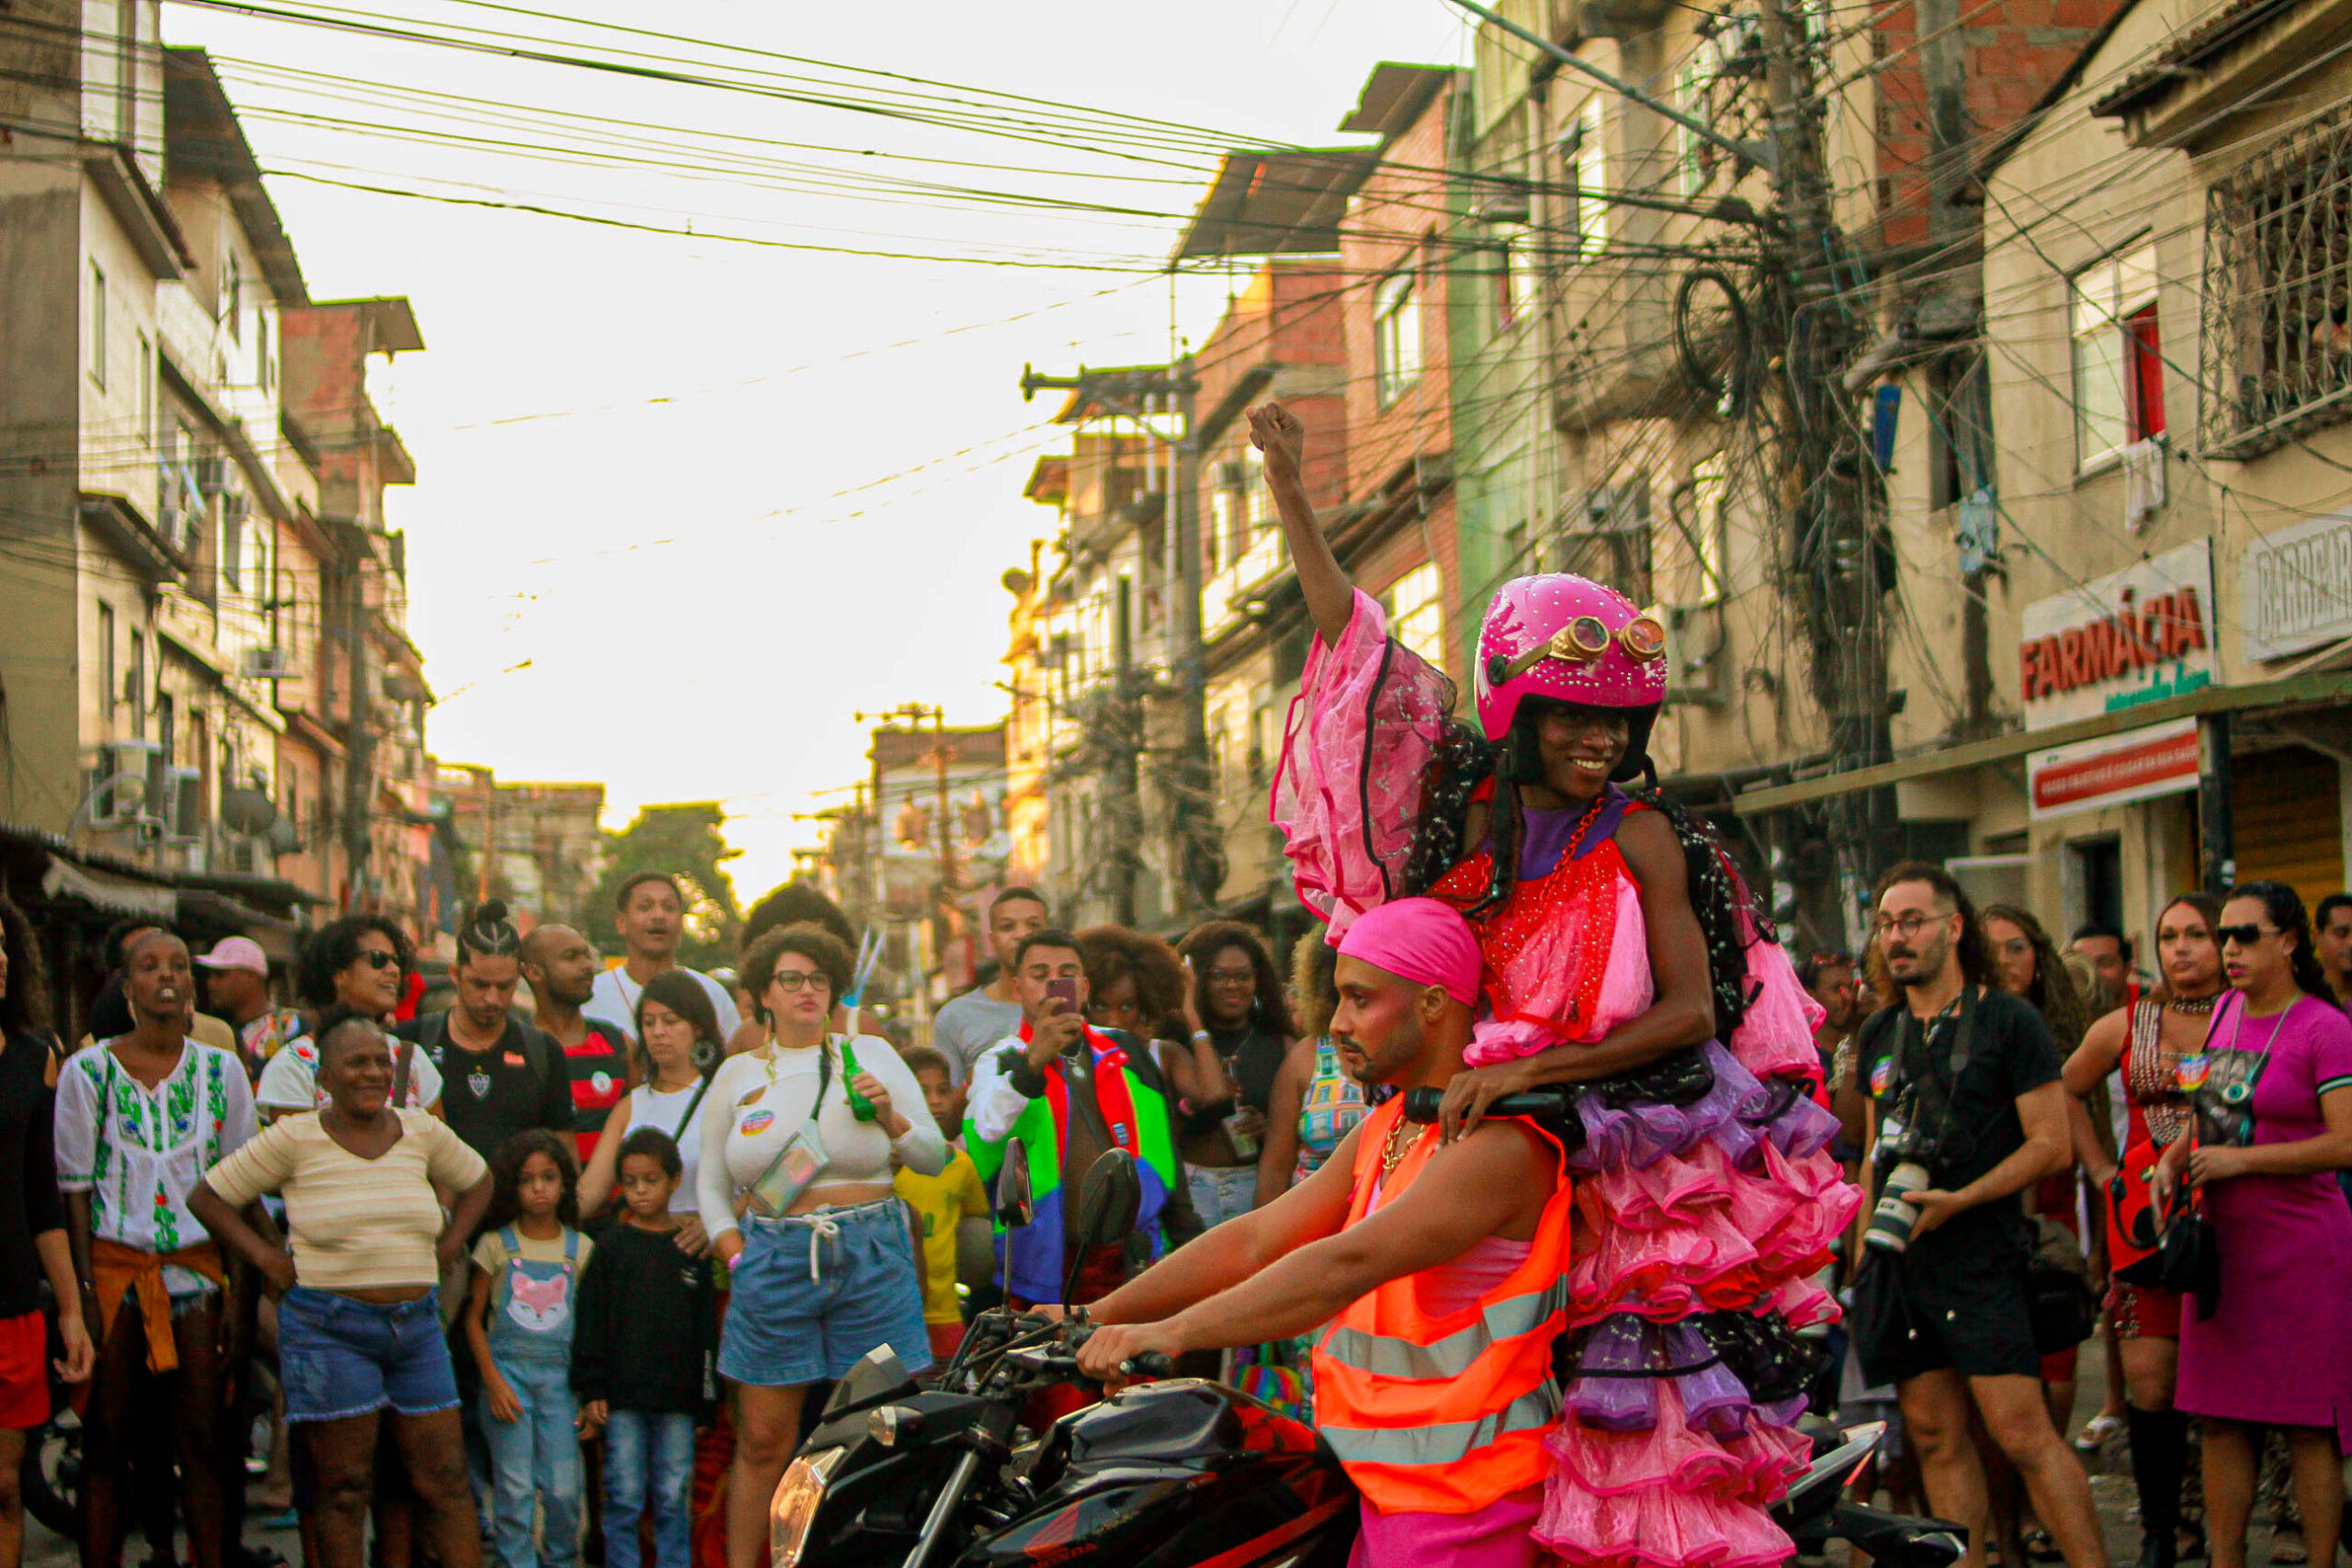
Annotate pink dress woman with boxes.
[2174,988,2352,1439]
[1274,583,1860,1568]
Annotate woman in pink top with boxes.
[2157,882,2352,1568]
[1253,400,1859,1568]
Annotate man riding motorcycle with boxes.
[1077,897,1575,1568]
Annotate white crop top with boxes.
[697,1035,945,1244]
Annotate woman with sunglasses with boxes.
[258,917,442,1122]
[2154,882,2352,1568]
[2064,893,2222,1568]
[697,922,944,1568]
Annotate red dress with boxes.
[2109,997,2190,1340]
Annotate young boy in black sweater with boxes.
[571,1128,714,1568]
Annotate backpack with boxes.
[406,1008,558,1095]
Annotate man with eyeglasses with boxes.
[1838,863,2107,1568]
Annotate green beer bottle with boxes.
[840,1036,878,1122]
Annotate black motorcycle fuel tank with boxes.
[960,1381,1356,1568]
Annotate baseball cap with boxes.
[194,936,268,975]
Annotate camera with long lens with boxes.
[1865,1120,1942,1254]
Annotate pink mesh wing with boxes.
[1269,590,1453,940]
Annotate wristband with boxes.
[1192,1031,1214,1044]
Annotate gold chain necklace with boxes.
[1380,1117,1423,1180]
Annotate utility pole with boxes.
[1754,0,1896,942]
[1018,362,1222,923]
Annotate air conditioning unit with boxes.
[220,491,251,524]
[163,766,204,843]
[92,739,161,825]
[1211,460,1247,490]
[195,457,231,494]
[241,647,297,680]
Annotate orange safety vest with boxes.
[1310,1096,1576,1515]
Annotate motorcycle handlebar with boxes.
[1120,1352,1174,1378]
[1400,1086,1575,1124]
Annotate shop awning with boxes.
[1733,670,2352,817]
[40,856,178,919]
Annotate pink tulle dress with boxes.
[1272,592,1862,1567]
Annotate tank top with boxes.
[627,1077,709,1214]
[2122,997,2195,1149]
[1295,1037,1369,1183]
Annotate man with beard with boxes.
[519,924,634,1161]
[1080,899,1574,1567]
[1840,863,2106,1568]
[401,901,571,1162]
[587,874,741,1048]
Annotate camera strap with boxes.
[1893,984,1978,1160]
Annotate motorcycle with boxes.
[771,1145,1966,1568]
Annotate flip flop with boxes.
[2075,1412,2127,1450]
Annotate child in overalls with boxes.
[466,1131,594,1568]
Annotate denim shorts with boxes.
[717,1198,932,1388]
[277,1285,460,1423]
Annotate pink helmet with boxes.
[1473,574,1668,750]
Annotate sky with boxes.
[160,0,1476,905]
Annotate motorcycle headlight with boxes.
[768,1447,847,1568]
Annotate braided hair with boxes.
[1632,787,1770,1041]
[457,899,522,967]
[1400,713,1765,1036]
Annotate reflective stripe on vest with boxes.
[1308,1097,1577,1514]
[1318,1381,1563,1468]
[1317,1277,1572,1381]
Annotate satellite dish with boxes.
[219,786,279,837]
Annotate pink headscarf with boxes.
[1336,897,1483,1008]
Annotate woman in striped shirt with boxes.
[191,1009,495,1568]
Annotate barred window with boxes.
[2201,108,2352,458]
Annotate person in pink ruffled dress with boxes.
[1250,400,1862,1568]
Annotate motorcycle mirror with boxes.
[1058,1150,1143,1309]
[1072,1150,1143,1251]
[996,1136,1034,1228]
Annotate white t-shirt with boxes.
[625,1079,712,1214]
[257,1032,445,1115]
[696,1037,945,1244]
[590,964,741,1043]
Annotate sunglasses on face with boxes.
[769,971,831,993]
[2215,924,2282,947]
[354,950,400,971]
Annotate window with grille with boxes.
[1375,265,1422,404]
[1382,563,1447,666]
[2071,242,2163,468]
[2201,107,2352,458]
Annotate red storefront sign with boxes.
[2028,719,2200,820]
